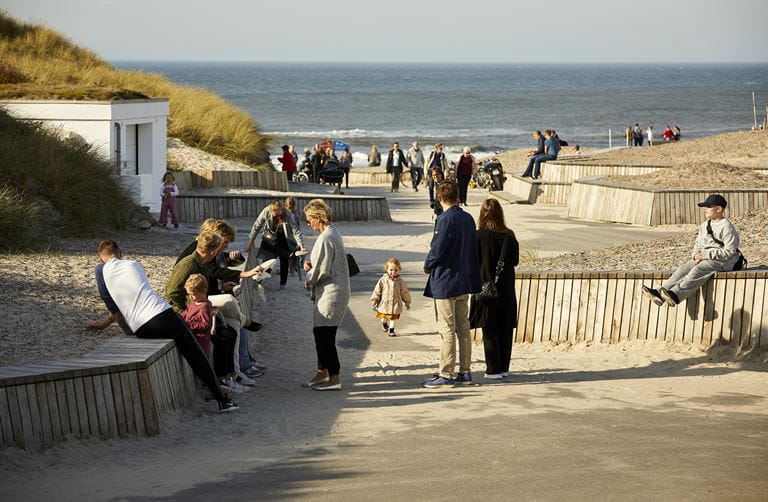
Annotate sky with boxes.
[2,0,767,63]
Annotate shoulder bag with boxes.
[473,235,510,304]
[706,220,747,271]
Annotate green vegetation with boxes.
[0,109,137,250]
[0,11,271,165]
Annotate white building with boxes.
[0,99,170,212]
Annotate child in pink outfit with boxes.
[159,171,180,228]
[180,274,213,355]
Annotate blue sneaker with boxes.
[454,372,472,384]
[422,376,455,389]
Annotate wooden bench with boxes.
[0,337,196,451]
[514,270,768,348]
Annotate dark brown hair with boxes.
[436,180,459,203]
[478,198,516,238]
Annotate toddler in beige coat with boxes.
[370,258,412,337]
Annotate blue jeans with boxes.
[532,154,556,178]
[239,327,252,370]
[411,167,424,188]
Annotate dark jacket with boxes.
[385,149,408,174]
[423,205,482,299]
[534,135,545,155]
[469,229,519,329]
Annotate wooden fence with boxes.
[505,175,571,205]
[513,270,768,348]
[176,194,391,223]
[0,337,195,451]
[173,168,287,192]
[347,169,412,185]
[569,179,768,225]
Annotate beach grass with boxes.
[0,109,137,250]
[0,10,271,166]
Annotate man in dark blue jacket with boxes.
[423,181,482,388]
[521,130,545,178]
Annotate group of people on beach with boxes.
[626,123,681,147]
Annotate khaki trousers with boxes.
[436,295,471,378]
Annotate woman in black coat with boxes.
[470,198,519,379]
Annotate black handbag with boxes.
[262,224,278,246]
[347,253,360,277]
[473,236,509,304]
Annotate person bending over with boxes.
[641,194,742,307]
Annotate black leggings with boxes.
[391,167,402,191]
[260,236,291,286]
[457,175,471,204]
[135,309,225,403]
[211,322,237,377]
[313,326,340,376]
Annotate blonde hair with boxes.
[284,196,297,212]
[303,198,332,224]
[384,258,402,271]
[196,231,222,254]
[197,219,235,242]
[184,274,208,294]
[268,199,286,224]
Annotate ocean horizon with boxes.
[116,61,768,162]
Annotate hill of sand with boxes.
[601,161,768,189]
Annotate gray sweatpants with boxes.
[662,257,737,301]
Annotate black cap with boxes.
[697,194,727,208]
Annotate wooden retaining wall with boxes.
[505,176,571,205]
[541,162,666,183]
[0,337,196,451]
[568,179,768,225]
[173,168,288,192]
[513,271,768,348]
[347,170,412,185]
[176,194,392,223]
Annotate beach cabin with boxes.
[0,99,169,212]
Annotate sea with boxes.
[115,62,768,164]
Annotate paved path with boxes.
[2,183,766,501]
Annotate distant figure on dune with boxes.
[641,194,744,308]
[633,123,643,146]
[646,125,654,146]
[626,126,633,147]
[673,125,681,141]
[662,125,675,141]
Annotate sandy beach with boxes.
[1,133,767,500]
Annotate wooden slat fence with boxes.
[176,194,392,223]
[173,168,288,192]
[505,176,571,205]
[514,270,768,348]
[568,179,768,225]
[0,337,196,451]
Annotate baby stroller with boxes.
[319,157,345,194]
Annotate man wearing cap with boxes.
[641,194,742,307]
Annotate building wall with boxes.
[1,99,169,212]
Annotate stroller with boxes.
[319,157,345,193]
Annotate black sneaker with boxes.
[244,322,263,332]
[641,286,664,306]
[659,287,680,307]
[381,320,389,332]
[388,329,396,337]
[218,400,239,413]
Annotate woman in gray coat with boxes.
[301,199,350,391]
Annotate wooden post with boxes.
[753,92,758,130]
[608,128,612,148]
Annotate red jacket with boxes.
[279,151,296,173]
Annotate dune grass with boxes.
[0,10,271,166]
[0,109,138,250]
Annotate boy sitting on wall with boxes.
[641,194,743,307]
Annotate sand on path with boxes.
[1,184,766,501]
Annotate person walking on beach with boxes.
[641,194,743,308]
[159,171,180,229]
[301,199,351,391]
[425,143,449,204]
[521,130,546,178]
[339,147,353,189]
[428,167,445,218]
[406,141,425,192]
[368,145,381,166]
[626,126,633,147]
[278,145,297,180]
[422,181,481,388]
[456,147,477,205]
[386,141,409,193]
[469,199,519,380]
[90,240,239,413]
[633,124,643,147]
[371,258,412,337]
[646,125,654,146]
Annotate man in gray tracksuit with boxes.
[641,194,742,307]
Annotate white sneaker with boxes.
[235,372,256,386]
[226,378,249,393]
[500,372,510,377]
[483,373,503,380]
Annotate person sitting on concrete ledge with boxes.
[641,194,743,308]
[527,129,560,180]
